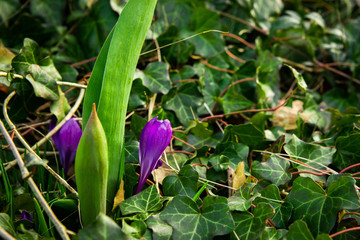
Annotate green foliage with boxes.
[286,175,360,236]
[1,0,360,239]
[82,0,158,209]
[160,196,234,239]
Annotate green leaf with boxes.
[82,0,158,209]
[0,0,20,27]
[284,135,336,181]
[214,142,249,171]
[287,220,314,240]
[11,38,61,100]
[120,185,162,215]
[232,203,275,240]
[0,213,16,237]
[75,0,118,58]
[160,196,234,239]
[139,62,171,95]
[222,87,254,114]
[30,0,65,26]
[333,133,360,170]
[163,82,203,126]
[286,175,360,236]
[222,123,264,148]
[253,184,292,228]
[259,227,288,240]
[124,140,139,164]
[252,155,291,186]
[228,183,260,211]
[157,25,194,65]
[323,89,359,113]
[146,215,173,240]
[163,165,199,198]
[121,219,152,239]
[50,87,71,122]
[285,64,307,92]
[78,213,126,239]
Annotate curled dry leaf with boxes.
[272,100,313,130]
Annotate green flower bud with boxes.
[75,104,108,227]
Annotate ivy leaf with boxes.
[285,65,307,92]
[163,165,199,199]
[287,220,315,240]
[333,133,360,171]
[30,0,65,27]
[163,82,202,126]
[78,213,126,239]
[252,155,291,186]
[222,87,254,114]
[222,123,264,148]
[140,62,171,95]
[160,196,234,239]
[124,140,139,164]
[157,25,194,65]
[50,87,71,121]
[259,227,288,240]
[254,184,292,228]
[146,215,173,240]
[120,185,162,215]
[232,203,275,240]
[286,175,360,236]
[228,183,260,212]
[12,38,60,100]
[284,135,336,181]
[183,7,224,58]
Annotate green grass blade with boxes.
[82,0,158,208]
[33,197,50,237]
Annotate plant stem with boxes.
[0,119,70,240]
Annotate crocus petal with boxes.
[20,210,32,222]
[49,117,82,174]
[136,117,172,193]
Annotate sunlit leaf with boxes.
[160,196,234,239]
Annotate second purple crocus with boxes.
[136,117,172,194]
[49,117,82,176]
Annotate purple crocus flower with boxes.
[20,210,32,222]
[49,116,82,175]
[136,117,172,194]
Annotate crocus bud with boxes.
[136,117,172,194]
[75,104,108,227]
[20,210,32,222]
[49,117,82,175]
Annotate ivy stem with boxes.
[339,163,360,174]
[330,227,360,238]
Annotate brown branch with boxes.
[225,49,246,63]
[172,135,196,150]
[202,85,298,122]
[217,11,268,35]
[71,56,98,67]
[200,59,235,74]
[172,79,199,84]
[222,32,255,49]
[315,60,360,85]
[212,77,254,113]
[291,170,328,176]
[330,227,360,238]
[339,163,360,174]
